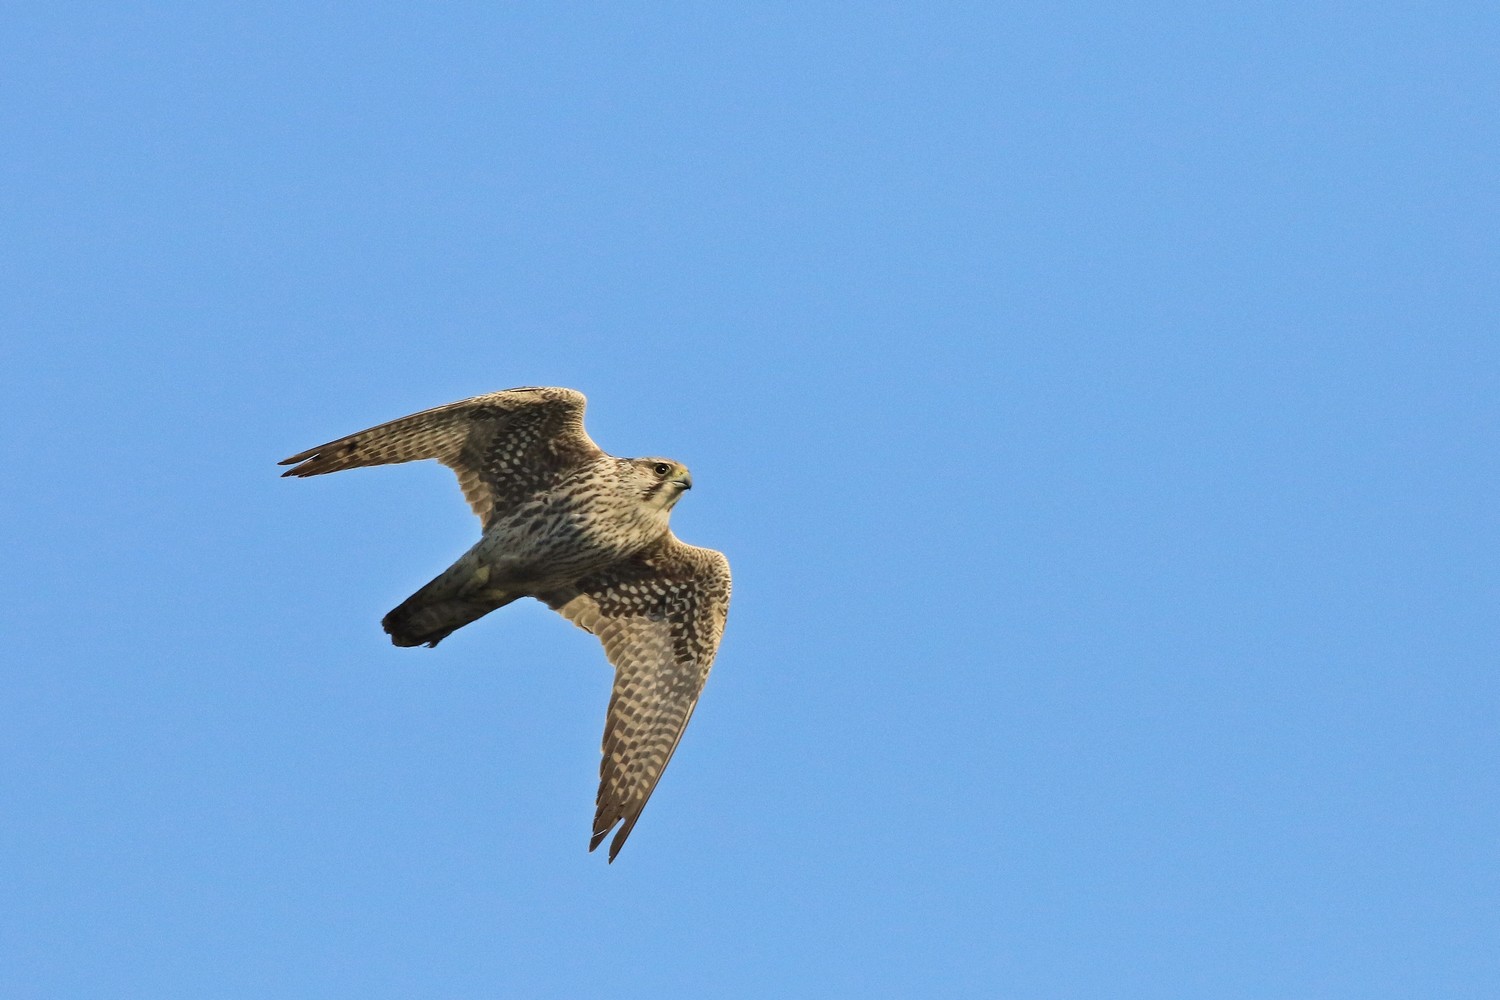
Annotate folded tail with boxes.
[382,591,521,647]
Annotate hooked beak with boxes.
[672,471,693,491]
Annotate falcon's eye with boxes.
[653,463,671,477]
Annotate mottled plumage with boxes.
[280,387,731,861]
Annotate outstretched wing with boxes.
[539,535,732,862]
[279,387,603,527]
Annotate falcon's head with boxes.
[632,457,693,510]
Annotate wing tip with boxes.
[277,443,359,478]
[607,818,638,862]
[278,458,322,477]
[589,815,640,863]
[589,813,638,863]
[277,444,328,475]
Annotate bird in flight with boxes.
[279,387,731,861]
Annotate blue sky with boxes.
[3,3,1496,997]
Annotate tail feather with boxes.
[382,592,520,647]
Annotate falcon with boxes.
[279,387,731,861]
